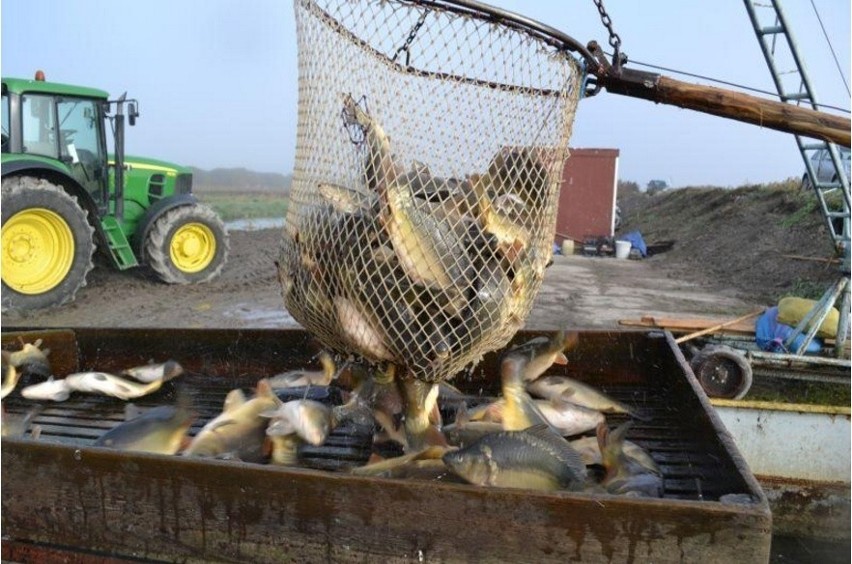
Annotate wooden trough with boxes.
[1,327,771,563]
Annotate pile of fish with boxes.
[1,338,185,438]
[278,94,561,387]
[6,332,662,498]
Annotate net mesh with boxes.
[280,0,583,382]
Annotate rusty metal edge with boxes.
[664,330,772,510]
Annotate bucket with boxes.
[561,239,575,256]
[615,240,631,259]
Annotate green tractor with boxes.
[1,72,229,312]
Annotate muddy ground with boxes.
[2,184,839,332]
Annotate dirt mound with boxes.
[617,181,842,306]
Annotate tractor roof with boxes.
[2,77,110,99]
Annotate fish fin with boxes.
[595,421,609,453]
[428,399,442,427]
[454,403,470,425]
[424,425,449,448]
[552,352,568,366]
[524,423,554,436]
[596,422,618,481]
[418,445,452,460]
[610,420,633,445]
[222,389,247,412]
[179,435,193,453]
[563,331,580,353]
[262,436,274,459]
[628,407,653,423]
[558,388,577,401]
[256,378,275,399]
[164,360,184,380]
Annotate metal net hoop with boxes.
[280,0,583,382]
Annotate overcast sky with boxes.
[2,0,849,188]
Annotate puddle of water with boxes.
[225,217,287,232]
[224,302,303,328]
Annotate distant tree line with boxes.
[191,167,292,193]
[618,179,669,195]
[618,180,641,195]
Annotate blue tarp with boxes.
[617,231,647,257]
[755,306,823,354]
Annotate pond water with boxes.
[225,217,287,232]
[222,302,302,328]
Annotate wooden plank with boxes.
[619,316,758,335]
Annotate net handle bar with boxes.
[407,0,600,71]
[407,0,851,144]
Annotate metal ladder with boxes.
[743,0,850,253]
[743,0,851,358]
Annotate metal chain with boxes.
[592,0,622,58]
[392,11,428,66]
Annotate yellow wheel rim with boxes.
[170,222,216,273]
[1,208,75,294]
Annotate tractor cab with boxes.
[1,73,138,217]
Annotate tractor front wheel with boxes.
[145,204,229,284]
[1,176,96,312]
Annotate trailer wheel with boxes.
[1,176,96,312]
[145,204,229,284]
[690,345,753,400]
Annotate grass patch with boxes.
[779,197,818,228]
[779,278,829,301]
[197,192,289,221]
[748,378,851,406]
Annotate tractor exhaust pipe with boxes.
[113,93,126,222]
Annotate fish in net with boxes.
[279,0,583,407]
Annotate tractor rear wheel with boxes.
[145,204,229,284]
[1,176,96,312]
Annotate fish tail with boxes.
[627,406,653,422]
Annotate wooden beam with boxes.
[674,309,765,344]
[601,69,851,147]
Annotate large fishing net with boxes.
[279,0,584,382]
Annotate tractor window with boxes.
[57,98,102,167]
[1,91,9,152]
[21,94,58,159]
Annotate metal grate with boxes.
[3,377,742,501]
